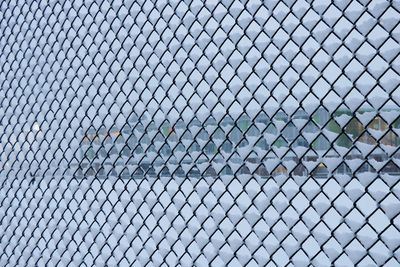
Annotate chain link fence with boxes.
[0,0,400,266]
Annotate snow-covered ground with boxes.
[0,173,399,266]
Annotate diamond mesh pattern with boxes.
[0,0,400,266]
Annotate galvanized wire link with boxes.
[0,0,400,266]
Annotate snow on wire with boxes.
[0,0,400,266]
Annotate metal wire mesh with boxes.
[0,0,400,266]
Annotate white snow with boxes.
[1,172,398,266]
[0,0,399,266]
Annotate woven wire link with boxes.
[0,0,400,266]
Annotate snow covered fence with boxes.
[1,0,400,266]
[0,174,399,266]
